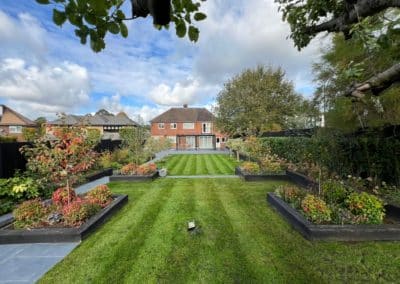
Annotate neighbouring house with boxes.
[150,105,228,150]
[46,109,137,140]
[0,105,36,142]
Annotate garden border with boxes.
[267,192,400,241]
[0,194,128,244]
[235,167,290,182]
[109,171,159,182]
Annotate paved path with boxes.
[165,175,238,179]
[147,149,230,164]
[0,243,79,283]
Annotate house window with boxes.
[216,138,220,143]
[158,123,165,129]
[202,122,212,133]
[167,136,176,143]
[183,123,194,129]
[222,137,226,142]
[170,123,177,129]
[9,126,23,133]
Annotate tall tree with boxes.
[276,0,400,98]
[215,65,303,137]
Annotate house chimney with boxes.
[183,104,188,108]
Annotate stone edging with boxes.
[0,194,128,244]
[109,171,159,182]
[267,192,400,241]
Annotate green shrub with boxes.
[345,192,385,224]
[301,194,331,224]
[322,180,349,205]
[275,185,304,208]
[259,154,284,173]
[13,199,49,229]
[240,162,260,174]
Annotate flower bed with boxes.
[110,162,159,182]
[267,181,400,241]
[0,185,128,244]
[267,193,400,241]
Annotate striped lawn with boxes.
[160,154,238,175]
[40,179,400,283]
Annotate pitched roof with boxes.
[150,107,215,123]
[0,105,36,126]
[48,111,137,126]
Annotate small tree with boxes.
[21,127,98,197]
[120,121,149,166]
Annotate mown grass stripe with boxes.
[196,154,206,175]
[203,155,216,174]
[209,154,229,174]
[93,180,177,283]
[182,155,195,175]
[164,155,180,172]
[184,179,257,282]
[123,179,196,282]
[215,154,236,173]
[172,154,190,175]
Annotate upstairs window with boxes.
[183,123,194,129]
[158,123,165,129]
[170,123,177,129]
[202,122,212,133]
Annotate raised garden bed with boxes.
[235,167,291,182]
[110,171,159,182]
[0,194,128,244]
[85,168,113,182]
[267,192,400,241]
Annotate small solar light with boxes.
[188,220,196,231]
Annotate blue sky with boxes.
[0,0,321,123]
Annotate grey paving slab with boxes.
[165,175,239,179]
[0,243,78,284]
[147,149,230,164]
[75,176,109,194]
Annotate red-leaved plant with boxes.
[62,197,101,226]
[86,184,113,208]
[52,187,77,207]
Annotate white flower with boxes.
[347,175,352,178]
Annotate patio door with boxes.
[186,136,196,149]
[199,136,214,149]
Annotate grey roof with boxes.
[48,111,137,126]
[151,107,215,123]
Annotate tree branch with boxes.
[344,62,400,98]
[305,0,400,35]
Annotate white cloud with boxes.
[193,0,321,95]
[0,58,90,117]
[0,10,47,61]
[98,94,168,124]
[148,79,201,106]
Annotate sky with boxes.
[0,0,323,124]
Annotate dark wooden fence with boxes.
[0,139,122,179]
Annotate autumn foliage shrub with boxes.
[137,163,157,175]
[86,185,113,208]
[52,187,77,207]
[301,194,332,224]
[240,162,260,174]
[275,185,304,208]
[13,199,49,229]
[120,163,138,175]
[62,198,101,226]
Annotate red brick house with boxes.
[150,105,228,150]
[0,105,36,141]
